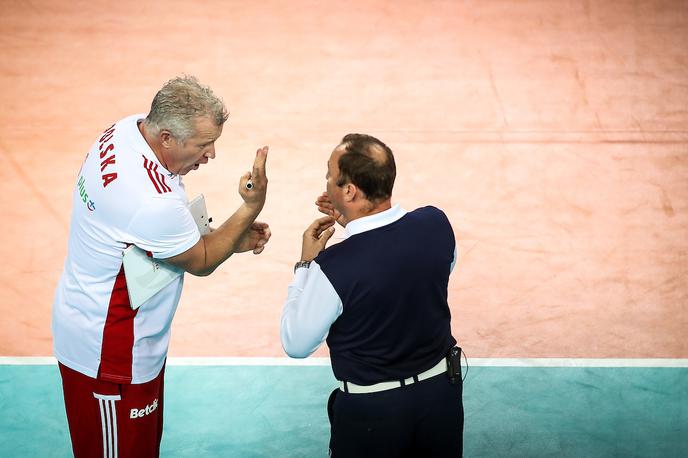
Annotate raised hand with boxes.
[239,146,269,213]
[315,192,347,227]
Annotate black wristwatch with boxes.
[294,260,312,273]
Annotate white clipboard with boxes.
[123,194,210,310]
[187,194,211,236]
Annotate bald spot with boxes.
[338,142,389,165]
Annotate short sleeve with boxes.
[126,195,201,259]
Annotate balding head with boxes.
[335,133,396,202]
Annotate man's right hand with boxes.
[239,146,269,213]
[163,146,270,277]
[301,216,336,262]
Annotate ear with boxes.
[160,130,174,149]
[342,183,358,203]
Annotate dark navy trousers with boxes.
[327,373,464,457]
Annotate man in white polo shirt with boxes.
[52,75,271,457]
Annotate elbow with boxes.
[186,264,216,277]
[284,346,311,359]
[184,237,218,277]
[281,333,313,359]
[189,269,214,277]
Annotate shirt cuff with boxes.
[292,263,311,287]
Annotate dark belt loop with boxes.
[413,375,419,384]
[343,381,349,393]
[400,378,406,387]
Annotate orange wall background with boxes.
[0,0,686,358]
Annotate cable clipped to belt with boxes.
[461,348,468,382]
[447,346,468,384]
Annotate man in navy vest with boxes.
[281,133,463,457]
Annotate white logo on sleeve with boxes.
[130,398,159,419]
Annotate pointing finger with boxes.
[252,146,268,179]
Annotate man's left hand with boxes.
[236,221,272,254]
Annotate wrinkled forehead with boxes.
[186,116,222,142]
[194,115,222,134]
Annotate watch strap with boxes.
[294,260,312,273]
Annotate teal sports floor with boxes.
[1,362,686,457]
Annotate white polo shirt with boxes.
[52,114,200,384]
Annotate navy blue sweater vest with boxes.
[315,206,456,385]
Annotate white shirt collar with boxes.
[344,204,407,238]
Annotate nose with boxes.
[205,145,216,160]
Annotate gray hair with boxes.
[143,75,229,142]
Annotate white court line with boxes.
[466,358,688,368]
[1,357,687,368]
[167,357,332,366]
